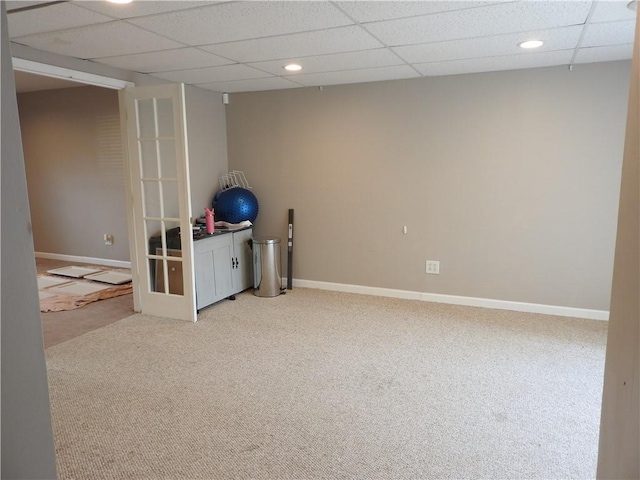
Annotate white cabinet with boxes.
[194,227,253,310]
[194,234,233,309]
[232,228,253,292]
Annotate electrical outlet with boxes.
[426,260,440,274]
[104,234,114,246]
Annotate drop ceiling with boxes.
[6,0,637,93]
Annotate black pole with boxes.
[287,209,294,290]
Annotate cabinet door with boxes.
[233,228,253,292]
[194,234,233,309]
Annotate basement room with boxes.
[2,1,638,479]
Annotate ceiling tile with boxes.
[97,48,233,73]
[196,77,303,93]
[5,1,56,11]
[292,65,420,87]
[335,1,505,23]
[414,50,574,77]
[200,26,383,63]
[7,2,113,38]
[155,64,272,84]
[581,20,636,47]
[589,1,638,23]
[14,22,184,59]
[574,44,634,63]
[364,1,591,46]
[74,1,214,19]
[248,48,404,76]
[393,26,583,64]
[128,1,353,46]
[6,0,636,95]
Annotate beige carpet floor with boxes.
[45,288,607,479]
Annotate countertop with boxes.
[193,225,252,241]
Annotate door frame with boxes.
[12,58,134,90]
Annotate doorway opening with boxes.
[14,60,135,346]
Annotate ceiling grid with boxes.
[7,0,637,93]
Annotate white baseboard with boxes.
[283,278,609,321]
[35,252,131,269]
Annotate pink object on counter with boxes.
[205,207,215,234]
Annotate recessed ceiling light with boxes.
[518,40,544,49]
[106,0,133,4]
[284,64,303,72]
[627,0,637,11]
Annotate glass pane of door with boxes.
[158,140,177,179]
[162,181,180,219]
[156,98,174,137]
[135,96,183,297]
[142,180,161,218]
[139,140,158,178]
[137,99,155,137]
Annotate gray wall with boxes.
[597,11,640,479]
[185,85,229,220]
[18,86,130,262]
[1,3,58,478]
[226,61,630,311]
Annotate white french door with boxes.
[121,83,196,322]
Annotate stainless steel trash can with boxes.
[253,237,282,297]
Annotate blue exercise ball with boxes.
[213,187,259,224]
